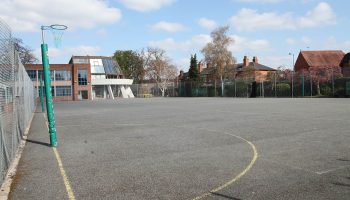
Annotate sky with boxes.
[1,0,350,71]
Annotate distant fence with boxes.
[0,19,36,185]
[131,75,350,98]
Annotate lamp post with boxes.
[289,53,295,98]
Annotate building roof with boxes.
[300,50,345,68]
[340,52,350,67]
[236,62,276,71]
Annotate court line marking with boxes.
[44,114,76,200]
[52,147,76,200]
[191,129,258,200]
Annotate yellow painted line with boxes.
[191,132,258,200]
[44,114,76,200]
[53,147,76,200]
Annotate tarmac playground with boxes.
[9,98,350,200]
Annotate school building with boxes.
[25,56,134,101]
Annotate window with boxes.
[73,58,89,64]
[27,70,36,81]
[37,70,54,81]
[56,86,72,96]
[78,69,88,85]
[36,86,53,96]
[55,70,71,81]
[38,70,43,80]
[102,59,118,74]
[90,59,105,73]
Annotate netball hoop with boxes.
[41,24,68,48]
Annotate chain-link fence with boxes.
[0,19,36,185]
[131,74,350,98]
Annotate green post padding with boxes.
[41,43,57,147]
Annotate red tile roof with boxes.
[301,50,345,68]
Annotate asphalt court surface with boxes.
[10,98,350,199]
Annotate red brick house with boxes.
[200,56,276,83]
[294,50,345,72]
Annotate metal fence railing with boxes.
[131,75,350,98]
[0,18,36,185]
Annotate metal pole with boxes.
[310,75,313,98]
[291,71,294,98]
[262,81,264,98]
[41,43,57,147]
[332,68,335,97]
[301,73,305,97]
[221,76,224,97]
[274,72,277,97]
[234,78,236,98]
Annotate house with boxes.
[25,56,134,101]
[235,56,276,82]
[199,56,276,83]
[340,52,350,77]
[294,50,345,73]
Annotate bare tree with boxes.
[201,26,235,82]
[145,47,178,97]
[13,38,38,64]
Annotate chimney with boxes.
[243,56,249,67]
[198,62,204,73]
[253,56,258,64]
[207,62,211,68]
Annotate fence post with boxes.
[301,73,305,97]
[234,78,236,98]
[262,81,264,98]
[213,80,215,97]
[310,75,313,98]
[332,68,335,97]
[291,71,294,98]
[274,72,277,97]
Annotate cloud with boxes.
[149,34,211,52]
[230,2,336,31]
[299,2,336,27]
[234,0,283,3]
[34,45,101,62]
[230,8,295,31]
[0,0,121,32]
[96,28,108,37]
[323,36,350,52]
[197,18,217,30]
[285,36,312,46]
[149,34,272,69]
[301,36,311,45]
[286,38,296,45]
[262,55,292,69]
[149,34,270,56]
[229,35,271,53]
[119,0,175,12]
[150,21,187,32]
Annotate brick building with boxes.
[294,50,345,73]
[198,56,276,83]
[25,56,134,101]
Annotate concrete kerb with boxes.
[0,107,36,200]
